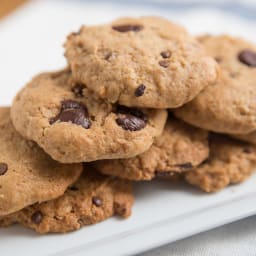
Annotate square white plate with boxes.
[1,1,256,255]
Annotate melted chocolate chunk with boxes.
[112,24,143,32]
[50,100,91,129]
[0,163,8,176]
[238,50,256,67]
[116,106,148,121]
[72,84,85,97]
[116,106,147,131]
[175,162,193,169]
[134,84,146,97]
[161,51,171,59]
[92,196,102,207]
[159,60,169,68]
[31,211,43,224]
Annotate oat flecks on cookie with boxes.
[94,118,209,180]
[0,170,134,234]
[65,16,218,108]
[0,108,83,216]
[11,69,167,163]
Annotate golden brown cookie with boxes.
[65,16,218,108]
[11,69,167,163]
[94,118,209,180]
[0,170,134,234]
[185,134,256,192]
[0,107,82,216]
[175,35,256,134]
[231,132,256,144]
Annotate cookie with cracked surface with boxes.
[93,118,209,180]
[0,170,134,233]
[185,134,256,192]
[64,16,218,108]
[175,35,256,134]
[11,69,167,163]
[0,107,82,216]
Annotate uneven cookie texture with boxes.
[94,118,209,180]
[231,132,256,144]
[0,108,82,216]
[185,134,256,192]
[65,16,218,108]
[0,170,134,233]
[175,35,256,134]
[11,69,167,163]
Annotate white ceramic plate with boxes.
[1,1,256,255]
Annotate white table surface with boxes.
[1,1,256,255]
[141,216,256,256]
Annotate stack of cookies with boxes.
[1,16,256,234]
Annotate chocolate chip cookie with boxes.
[65,16,218,108]
[11,69,167,163]
[175,35,256,134]
[185,134,256,192]
[94,117,209,180]
[0,170,134,233]
[0,107,82,216]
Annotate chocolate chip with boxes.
[175,162,193,169]
[31,211,43,224]
[161,51,171,58]
[159,60,169,68]
[72,84,84,97]
[0,163,8,176]
[116,115,146,131]
[238,49,256,67]
[92,196,102,207]
[116,106,148,122]
[134,84,146,97]
[50,100,91,129]
[116,106,147,131]
[155,171,175,177]
[112,24,143,32]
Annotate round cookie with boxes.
[0,170,134,233]
[175,35,256,134]
[185,134,256,192]
[93,118,209,180]
[64,16,218,108]
[0,107,82,216]
[11,69,167,163]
